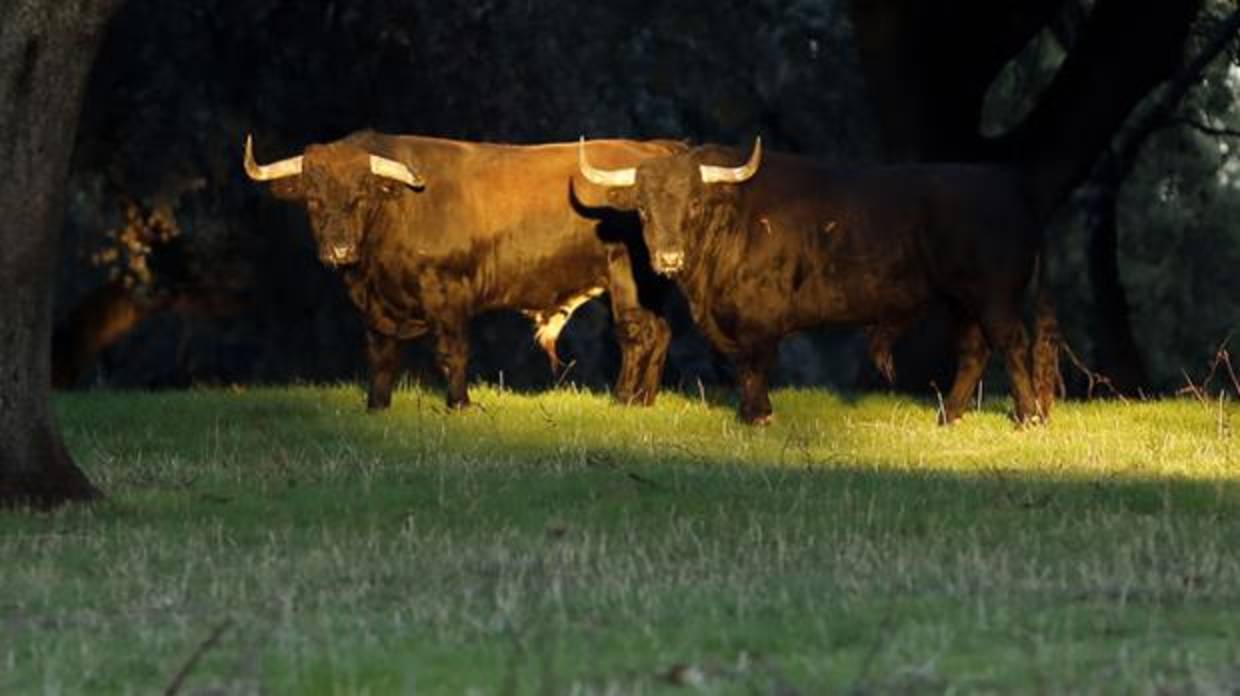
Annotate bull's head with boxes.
[579,137,761,276]
[244,135,424,267]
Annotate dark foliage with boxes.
[54,0,1240,397]
[59,0,872,395]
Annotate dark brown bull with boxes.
[246,131,677,410]
[581,138,1059,425]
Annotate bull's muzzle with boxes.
[322,244,358,267]
[653,250,685,276]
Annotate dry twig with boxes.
[1061,341,1129,403]
[164,619,234,696]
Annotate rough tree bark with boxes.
[1,0,121,507]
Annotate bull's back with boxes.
[366,136,672,311]
[706,155,934,330]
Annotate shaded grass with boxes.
[3,384,1240,693]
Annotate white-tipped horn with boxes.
[369,155,424,188]
[243,134,303,181]
[700,136,762,184]
[578,137,636,187]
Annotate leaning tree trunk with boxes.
[1082,161,1148,393]
[0,0,121,507]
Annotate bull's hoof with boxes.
[366,397,392,412]
[1011,412,1046,429]
[613,390,657,407]
[445,398,472,411]
[740,412,774,427]
[938,406,968,426]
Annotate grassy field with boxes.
[4,384,1240,694]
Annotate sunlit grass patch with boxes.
[3,385,1239,692]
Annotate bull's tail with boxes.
[1030,253,1063,420]
[864,324,899,385]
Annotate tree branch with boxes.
[1110,7,1240,171]
[1170,116,1240,139]
[994,0,1205,216]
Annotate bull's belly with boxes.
[787,268,932,328]
[695,281,929,350]
[789,292,927,329]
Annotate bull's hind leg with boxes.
[433,319,471,409]
[735,342,778,425]
[365,328,402,411]
[942,319,990,425]
[1031,284,1062,421]
[978,307,1040,426]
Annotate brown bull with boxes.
[581,138,1060,425]
[246,131,677,410]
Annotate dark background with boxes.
[53,0,1240,401]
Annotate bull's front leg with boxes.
[734,342,778,425]
[605,246,671,406]
[433,320,471,409]
[365,328,403,411]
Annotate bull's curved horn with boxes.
[369,155,425,188]
[578,137,636,188]
[699,136,762,184]
[244,134,303,181]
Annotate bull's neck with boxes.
[693,204,741,279]
[675,212,732,305]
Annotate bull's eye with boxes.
[307,199,323,213]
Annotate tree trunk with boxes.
[996,0,1204,217]
[0,0,121,508]
[1083,163,1148,393]
[849,0,1061,162]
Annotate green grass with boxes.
[5,384,1240,693]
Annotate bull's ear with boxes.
[269,178,304,201]
[606,186,638,211]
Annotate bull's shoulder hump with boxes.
[378,134,474,154]
[366,135,681,158]
[474,138,680,155]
